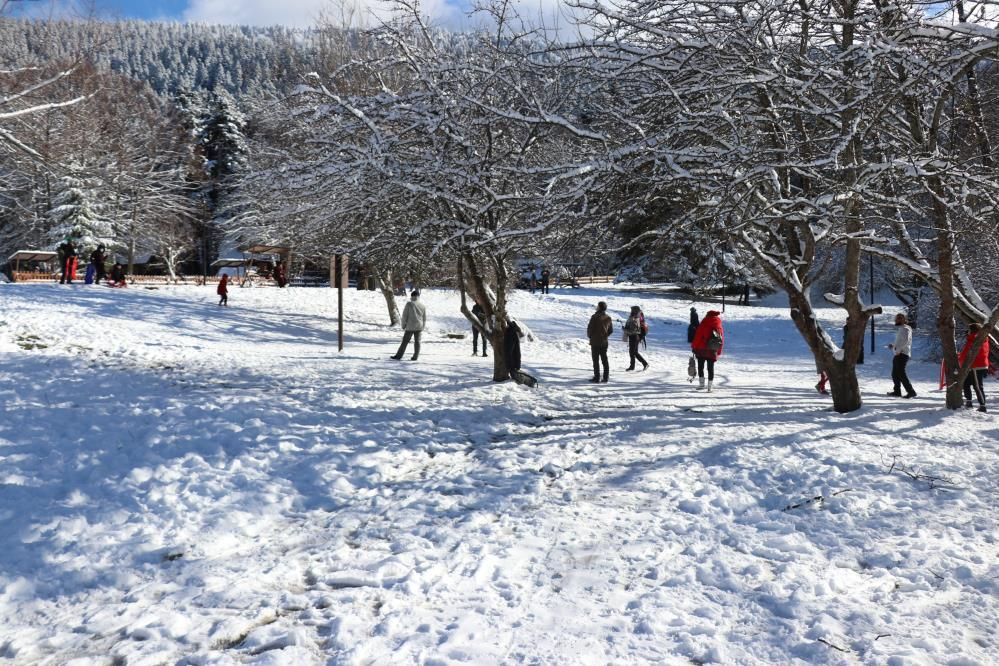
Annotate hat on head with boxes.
[411,290,420,298]
[631,305,641,314]
[597,301,607,311]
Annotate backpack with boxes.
[639,313,649,335]
[707,329,722,351]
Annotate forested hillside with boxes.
[0,18,315,96]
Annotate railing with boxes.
[574,275,616,285]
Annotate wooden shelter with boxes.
[7,251,58,282]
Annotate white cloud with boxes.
[182,0,459,29]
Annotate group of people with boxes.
[585,302,657,382]
[389,291,525,382]
[387,290,990,410]
[57,239,127,286]
[527,267,551,295]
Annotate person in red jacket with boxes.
[217,274,229,306]
[959,322,989,412]
[691,309,724,391]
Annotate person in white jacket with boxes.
[391,290,427,361]
[887,312,917,398]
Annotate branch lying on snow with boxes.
[817,637,850,653]
[782,488,854,512]
[882,453,961,491]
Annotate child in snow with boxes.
[217,274,229,306]
[109,263,127,287]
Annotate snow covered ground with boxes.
[0,282,995,665]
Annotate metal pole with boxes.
[869,253,875,352]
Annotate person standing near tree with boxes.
[691,310,724,391]
[887,312,916,398]
[958,322,989,412]
[624,305,649,371]
[58,238,77,284]
[391,290,427,361]
[540,268,550,294]
[90,245,107,284]
[504,318,523,380]
[587,301,613,383]
[471,302,488,357]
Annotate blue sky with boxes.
[5,0,579,33]
[104,1,189,21]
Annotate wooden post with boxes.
[331,254,348,351]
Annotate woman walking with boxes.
[691,310,724,391]
[958,322,989,412]
[624,306,649,371]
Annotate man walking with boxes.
[392,290,427,361]
[887,312,917,398]
[587,301,613,383]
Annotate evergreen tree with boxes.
[46,170,113,252]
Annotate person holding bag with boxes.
[691,310,724,391]
[623,305,649,371]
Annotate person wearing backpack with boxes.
[691,310,724,391]
[624,305,649,371]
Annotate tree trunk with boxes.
[788,290,863,413]
[457,251,509,382]
[374,269,401,326]
[931,181,964,409]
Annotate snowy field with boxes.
[0,282,995,666]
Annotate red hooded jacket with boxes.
[217,275,228,295]
[958,332,990,370]
[691,310,724,360]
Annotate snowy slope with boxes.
[0,283,995,665]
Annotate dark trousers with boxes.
[541,280,549,294]
[591,343,609,380]
[627,336,647,369]
[396,331,421,359]
[218,293,227,306]
[473,328,487,355]
[963,368,987,405]
[891,354,915,395]
[697,357,715,381]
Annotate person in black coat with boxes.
[472,302,488,357]
[58,239,77,284]
[504,319,522,380]
[687,307,700,344]
[540,268,551,294]
[90,245,107,283]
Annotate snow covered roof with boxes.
[211,258,248,268]
[8,251,58,263]
[239,244,290,255]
